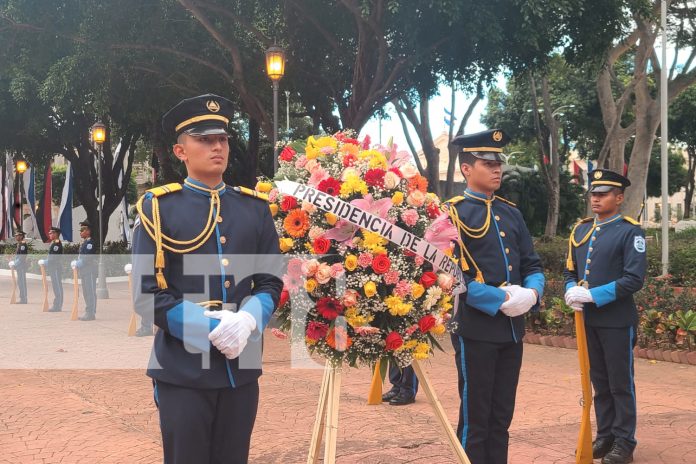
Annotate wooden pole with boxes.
[70,267,79,321]
[307,362,331,464]
[323,364,342,464]
[126,269,137,336]
[10,267,17,304]
[574,310,593,464]
[40,264,49,312]
[412,360,471,464]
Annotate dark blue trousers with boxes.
[80,267,97,314]
[585,325,638,450]
[48,265,63,310]
[387,362,418,398]
[16,267,27,302]
[154,379,259,464]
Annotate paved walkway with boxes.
[1,277,695,463]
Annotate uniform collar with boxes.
[464,188,493,201]
[184,177,226,196]
[595,213,622,226]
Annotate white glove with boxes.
[500,285,537,317]
[564,287,584,311]
[565,286,594,309]
[124,263,132,274]
[204,310,257,360]
[38,259,46,266]
[8,260,15,269]
[70,260,77,269]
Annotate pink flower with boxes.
[305,159,319,172]
[302,259,320,277]
[323,220,359,244]
[308,167,329,187]
[320,146,336,155]
[295,155,308,169]
[384,270,400,285]
[271,328,288,339]
[354,326,381,335]
[287,258,304,278]
[401,209,419,227]
[361,134,371,150]
[315,263,332,284]
[268,189,278,203]
[407,190,426,207]
[405,324,419,336]
[350,195,393,220]
[282,273,303,293]
[394,280,411,297]
[330,263,345,279]
[342,289,360,307]
[358,252,373,268]
[414,255,425,266]
[437,273,455,291]
[424,214,460,252]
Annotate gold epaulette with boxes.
[235,186,269,201]
[494,195,516,207]
[623,216,640,225]
[146,183,182,197]
[445,196,464,205]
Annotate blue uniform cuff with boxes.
[590,282,617,307]
[565,281,576,292]
[166,300,220,352]
[240,293,274,331]
[465,282,506,316]
[523,272,545,301]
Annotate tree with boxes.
[645,144,689,198]
[669,85,696,218]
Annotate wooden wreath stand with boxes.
[10,268,17,304]
[574,310,593,464]
[307,360,471,464]
[70,267,80,321]
[126,270,138,336]
[40,264,50,312]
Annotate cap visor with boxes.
[471,152,506,163]
[590,185,614,193]
[184,124,229,136]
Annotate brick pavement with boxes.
[1,276,695,463]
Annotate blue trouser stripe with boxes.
[458,336,469,449]
[629,326,636,440]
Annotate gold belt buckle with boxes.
[577,280,589,289]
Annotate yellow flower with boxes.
[279,238,294,252]
[368,152,388,169]
[256,181,273,193]
[269,204,279,217]
[305,135,337,159]
[411,283,425,299]
[344,307,373,327]
[413,342,430,360]
[305,336,317,346]
[305,278,317,293]
[384,295,412,316]
[325,213,338,226]
[345,255,358,271]
[431,324,446,335]
[401,340,418,351]
[439,294,453,312]
[364,281,377,298]
[392,191,404,205]
[339,174,368,198]
[361,230,388,254]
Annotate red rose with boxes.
[385,331,403,351]
[279,289,290,308]
[279,146,296,161]
[317,177,342,196]
[316,297,343,321]
[371,254,391,274]
[364,169,386,188]
[342,153,357,167]
[306,321,329,340]
[426,202,441,219]
[313,236,331,254]
[418,315,437,333]
[361,134,371,149]
[281,196,298,211]
[419,271,438,288]
[343,137,359,145]
[404,250,416,258]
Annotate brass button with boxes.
[220,236,227,244]
[591,236,596,241]
[508,265,513,271]
[585,270,590,275]
[217,216,223,223]
[495,215,501,221]
[505,248,510,254]
[589,247,593,252]
[221,258,229,266]
[500,231,506,237]
[596,227,601,231]
[586,259,591,264]
[224,280,231,288]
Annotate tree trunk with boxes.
[684,147,695,219]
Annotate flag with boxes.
[444,107,452,116]
[0,162,6,240]
[117,165,131,245]
[587,160,594,185]
[58,162,74,242]
[13,178,20,228]
[36,163,52,242]
[444,116,452,127]
[23,167,40,238]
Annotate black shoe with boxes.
[381,389,399,402]
[16,300,27,304]
[389,392,415,406]
[602,442,634,464]
[79,313,95,321]
[47,308,62,312]
[593,437,615,459]
[135,326,153,337]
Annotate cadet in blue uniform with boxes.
[564,169,646,464]
[11,230,29,304]
[74,220,98,320]
[445,129,545,464]
[381,363,418,405]
[46,226,64,312]
[131,94,283,464]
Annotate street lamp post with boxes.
[90,121,109,299]
[285,90,290,135]
[265,45,286,174]
[15,160,28,231]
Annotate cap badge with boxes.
[594,171,603,179]
[492,131,503,142]
[206,100,221,113]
